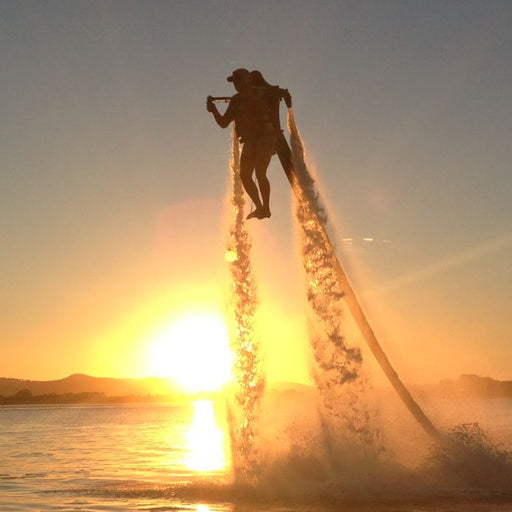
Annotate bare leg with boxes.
[253,137,274,218]
[255,155,272,218]
[240,143,262,212]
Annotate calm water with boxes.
[1,397,512,511]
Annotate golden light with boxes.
[147,311,233,393]
[224,249,238,262]
[186,400,230,472]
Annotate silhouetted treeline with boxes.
[0,389,178,405]
[438,374,512,398]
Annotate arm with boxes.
[207,96,235,128]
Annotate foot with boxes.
[259,206,271,219]
[246,208,262,220]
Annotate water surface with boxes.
[1,398,511,511]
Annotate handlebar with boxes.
[207,96,232,103]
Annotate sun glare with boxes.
[148,311,233,393]
[186,400,229,472]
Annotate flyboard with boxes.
[210,95,447,447]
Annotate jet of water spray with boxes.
[288,108,378,448]
[284,107,447,449]
[226,129,266,483]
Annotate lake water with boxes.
[1,397,512,511]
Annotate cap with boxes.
[227,68,250,82]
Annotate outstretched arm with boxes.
[207,97,235,128]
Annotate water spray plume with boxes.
[287,108,377,448]
[284,107,447,448]
[226,129,265,483]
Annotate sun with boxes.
[147,311,233,393]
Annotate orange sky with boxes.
[1,2,511,386]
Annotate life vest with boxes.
[233,87,275,142]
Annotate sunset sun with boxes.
[147,311,233,393]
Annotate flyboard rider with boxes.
[207,69,292,220]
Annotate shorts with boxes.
[241,131,277,157]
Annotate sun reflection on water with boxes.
[186,400,230,473]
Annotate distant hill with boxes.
[1,373,510,404]
[0,374,178,398]
[0,374,313,404]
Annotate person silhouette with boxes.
[207,68,286,219]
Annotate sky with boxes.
[1,1,511,385]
